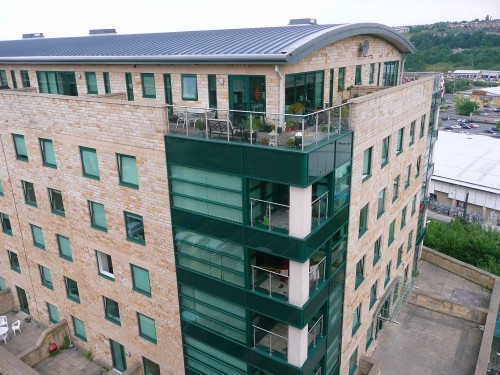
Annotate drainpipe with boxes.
[400,53,407,84]
[275,65,285,129]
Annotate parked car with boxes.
[469,124,479,128]
[493,133,500,138]
[461,124,471,129]
[492,127,499,132]
[443,126,453,130]
[484,129,494,134]
[464,119,473,123]
[451,125,461,129]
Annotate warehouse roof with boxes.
[0,23,415,64]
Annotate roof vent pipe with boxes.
[22,33,44,39]
[289,18,317,25]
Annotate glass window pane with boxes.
[131,265,151,296]
[86,72,98,94]
[143,357,160,375]
[40,139,57,167]
[125,212,145,243]
[57,235,72,260]
[103,72,111,94]
[118,154,138,187]
[40,265,53,289]
[182,75,198,100]
[72,316,87,341]
[80,147,99,178]
[49,189,65,215]
[47,303,59,323]
[66,277,80,302]
[138,313,156,342]
[23,181,37,206]
[141,73,156,98]
[1,213,12,235]
[13,134,28,160]
[31,224,45,249]
[90,202,107,230]
[104,297,120,324]
[0,277,6,291]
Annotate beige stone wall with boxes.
[0,91,184,373]
[0,288,14,314]
[340,77,435,374]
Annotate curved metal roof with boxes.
[0,23,415,64]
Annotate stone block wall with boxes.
[0,288,14,314]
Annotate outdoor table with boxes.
[0,325,7,335]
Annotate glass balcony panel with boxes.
[251,265,289,300]
[250,198,289,233]
[253,323,288,359]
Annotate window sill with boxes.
[132,287,151,298]
[182,97,198,101]
[377,210,384,219]
[396,151,402,157]
[127,236,146,246]
[362,174,371,183]
[42,283,54,290]
[16,156,29,162]
[355,278,364,289]
[373,255,381,265]
[51,210,65,217]
[59,254,73,262]
[34,243,46,250]
[105,316,121,326]
[91,224,108,233]
[25,201,38,208]
[370,299,376,309]
[119,181,139,190]
[11,267,21,274]
[98,272,115,282]
[74,333,87,342]
[392,196,398,203]
[388,239,394,247]
[381,161,389,169]
[366,337,374,350]
[352,323,361,336]
[83,173,100,180]
[49,318,59,324]
[358,228,368,238]
[139,333,157,344]
[67,295,80,304]
[43,163,57,169]
[3,230,13,236]
[384,278,390,287]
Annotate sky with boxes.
[0,0,498,40]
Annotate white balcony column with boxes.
[288,325,309,367]
[289,186,312,238]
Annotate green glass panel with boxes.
[31,225,45,249]
[182,74,198,100]
[40,139,56,167]
[103,72,111,94]
[90,202,107,230]
[40,266,53,288]
[0,70,7,85]
[125,73,134,101]
[138,313,156,342]
[49,189,64,215]
[72,316,87,340]
[143,357,160,375]
[66,277,79,302]
[47,303,59,323]
[23,181,37,205]
[110,339,127,371]
[105,297,120,324]
[118,154,138,187]
[13,134,28,160]
[21,71,30,88]
[10,71,17,88]
[131,265,151,295]
[0,277,6,291]
[80,147,99,178]
[125,212,145,243]
[47,72,58,93]
[0,179,3,195]
[141,73,156,98]
[1,213,12,235]
[57,235,72,260]
[86,72,98,94]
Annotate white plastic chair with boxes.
[0,332,8,344]
[0,316,7,327]
[12,320,21,336]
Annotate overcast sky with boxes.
[0,0,497,40]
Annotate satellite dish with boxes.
[361,40,370,57]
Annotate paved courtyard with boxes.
[34,347,103,375]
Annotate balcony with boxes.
[253,324,288,359]
[166,104,350,152]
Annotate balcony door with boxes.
[228,75,266,126]
[16,286,30,315]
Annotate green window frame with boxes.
[39,265,53,289]
[131,264,151,296]
[411,194,417,216]
[110,339,127,372]
[397,245,403,267]
[349,347,358,375]
[21,70,30,88]
[181,74,198,100]
[401,206,407,229]
[388,220,395,246]
[338,67,345,92]
[31,224,46,249]
[0,277,6,291]
[405,165,411,189]
[47,303,60,323]
[8,250,20,273]
[125,72,134,101]
[381,136,390,167]
[79,146,99,179]
[104,296,121,325]
[355,65,362,85]
[362,147,372,181]
[373,236,381,265]
[382,61,399,87]
[13,134,28,161]
[392,175,400,202]
[141,73,156,98]
[124,212,145,244]
[409,120,416,145]
[72,316,87,341]
[1,213,12,235]
[359,204,369,238]
[65,277,80,303]
[370,281,378,308]
[117,154,138,188]
[37,71,78,96]
[57,234,72,261]
[420,114,426,138]
[366,323,374,350]
[377,188,386,218]
[137,312,157,343]
[355,256,365,288]
[408,231,414,251]
[208,74,217,109]
[416,156,421,178]
[0,70,8,85]
[103,72,111,94]
[48,188,65,216]
[385,261,391,287]
[96,250,114,280]
[22,180,37,207]
[85,72,98,94]
[352,304,361,335]
[284,71,324,112]
[369,63,375,84]
[89,201,107,231]
[329,69,334,105]
[0,179,3,196]
[39,138,57,168]
[10,70,17,88]
[143,357,160,375]
[396,128,404,155]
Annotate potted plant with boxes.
[259,137,269,145]
[243,117,262,142]
[287,137,296,148]
[288,102,305,115]
[195,119,206,138]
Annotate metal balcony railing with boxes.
[251,265,289,298]
[253,325,288,358]
[250,198,289,232]
[309,257,327,291]
[311,192,329,229]
[308,315,324,348]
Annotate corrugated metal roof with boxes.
[0,23,415,64]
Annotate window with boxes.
[408,231,414,251]
[103,72,111,94]
[124,212,145,244]
[329,69,334,105]
[8,250,20,273]
[57,234,72,261]
[47,303,59,323]
[396,128,404,155]
[373,236,381,265]
[366,323,374,350]
[104,297,121,325]
[37,71,78,96]
[355,256,365,288]
[397,245,403,267]
[110,339,127,372]
[22,181,37,206]
[385,261,391,286]
[89,201,107,231]
[208,74,217,109]
[31,224,45,249]
[382,61,399,86]
[370,281,378,308]
[131,264,151,296]
[39,265,53,289]
[369,63,375,84]
[359,204,369,237]
[352,304,361,335]
[0,179,3,196]
[349,348,358,375]
[72,316,87,341]
[13,134,28,161]
[10,70,17,88]
[401,207,407,229]
[1,213,12,235]
[0,70,7,85]
[420,114,426,138]
[355,65,362,85]
[137,312,157,343]
[411,194,417,216]
[182,74,198,100]
[416,156,422,178]
[405,165,411,189]
[143,357,160,375]
[377,188,386,218]
[362,147,372,180]
[117,154,138,188]
[381,136,390,167]
[0,277,6,291]
[141,73,156,98]
[164,74,173,108]
[409,120,416,145]
[65,277,80,303]
[96,250,114,279]
[48,188,65,216]
[85,72,98,94]
[392,175,400,202]
[338,67,345,91]
[125,72,134,101]
[79,147,99,179]
[21,70,30,88]
[388,220,395,246]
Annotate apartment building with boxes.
[0,22,439,375]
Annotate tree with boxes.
[456,98,478,116]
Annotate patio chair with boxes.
[0,315,7,326]
[12,320,21,336]
[0,332,7,344]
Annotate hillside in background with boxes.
[405,20,500,72]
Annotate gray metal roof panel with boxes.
[0,23,415,64]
